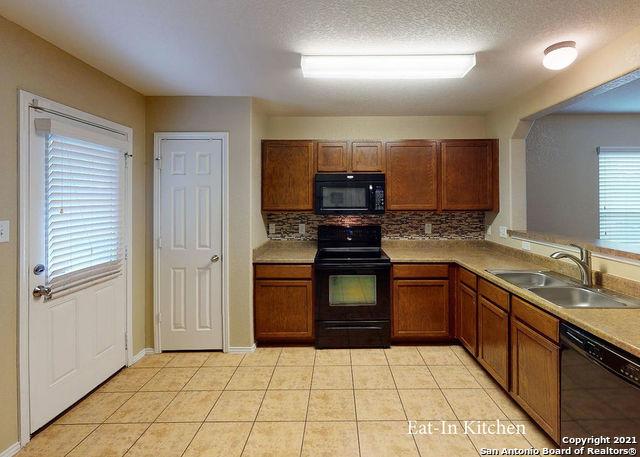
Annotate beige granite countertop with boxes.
[253,241,317,263]
[252,239,640,357]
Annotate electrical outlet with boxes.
[486,225,492,236]
[268,223,276,235]
[424,223,432,235]
[522,241,531,251]
[298,223,306,236]
[499,226,508,238]
[0,220,9,243]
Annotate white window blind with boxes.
[598,147,640,242]
[45,133,125,295]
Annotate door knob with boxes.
[210,255,220,263]
[33,285,52,299]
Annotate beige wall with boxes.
[486,24,640,282]
[145,96,255,349]
[251,101,268,248]
[526,113,640,239]
[266,115,488,139]
[0,16,147,450]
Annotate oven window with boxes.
[329,275,377,306]
[322,187,367,209]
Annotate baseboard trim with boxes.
[227,343,256,353]
[0,442,21,457]
[130,347,155,365]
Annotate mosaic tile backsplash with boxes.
[264,212,486,241]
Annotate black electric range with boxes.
[314,225,391,348]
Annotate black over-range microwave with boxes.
[314,173,385,215]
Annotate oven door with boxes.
[315,181,372,214]
[315,263,390,321]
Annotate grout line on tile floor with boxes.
[178,360,243,456]
[298,361,316,457]
[387,352,423,457]
[349,357,362,457]
[236,355,276,456]
[435,369,483,456]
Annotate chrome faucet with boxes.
[550,244,593,288]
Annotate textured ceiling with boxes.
[558,77,640,113]
[2,0,640,115]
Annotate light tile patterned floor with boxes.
[17,345,557,457]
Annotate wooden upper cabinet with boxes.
[440,139,498,211]
[316,140,384,173]
[317,141,348,172]
[351,141,384,172]
[262,140,314,211]
[386,140,438,210]
[262,138,499,211]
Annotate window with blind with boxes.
[45,133,124,295]
[598,147,640,242]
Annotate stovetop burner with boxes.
[314,225,388,264]
[314,247,389,263]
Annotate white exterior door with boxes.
[28,110,128,432]
[158,138,223,350]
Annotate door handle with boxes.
[33,285,52,300]
[210,255,220,263]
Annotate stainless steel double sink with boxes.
[486,270,640,309]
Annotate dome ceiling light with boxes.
[543,41,578,70]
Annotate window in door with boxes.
[598,147,640,242]
[44,130,125,296]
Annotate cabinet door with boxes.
[458,282,477,355]
[262,140,314,210]
[254,280,313,340]
[352,141,384,172]
[440,139,496,210]
[392,279,450,339]
[317,141,348,172]
[478,296,509,388]
[511,319,560,442]
[386,140,438,210]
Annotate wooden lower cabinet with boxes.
[477,296,509,389]
[457,281,477,355]
[392,277,450,340]
[254,264,313,342]
[511,314,560,442]
[254,280,313,341]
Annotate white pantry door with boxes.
[28,110,127,432]
[158,138,223,350]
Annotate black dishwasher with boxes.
[560,323,640,453]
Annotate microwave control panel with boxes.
[374,185,385,211]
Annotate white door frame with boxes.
[17,90,134,446]
[153,132,230,353]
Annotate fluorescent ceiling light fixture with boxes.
[300,54,476,79]
[543,41,578,70]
